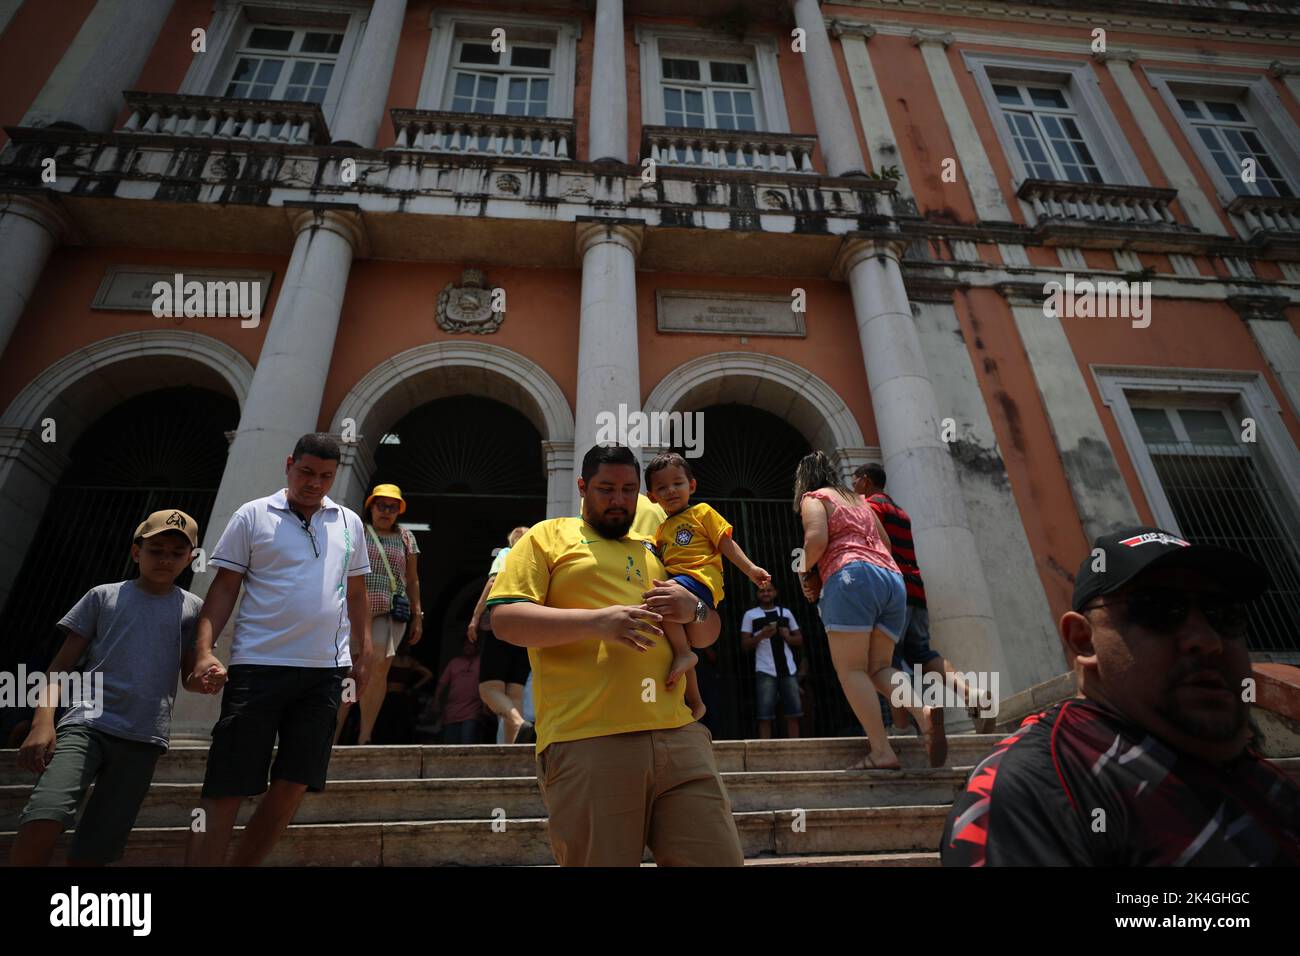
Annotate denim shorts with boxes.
[817,560,907,640]
[755,673,802,720]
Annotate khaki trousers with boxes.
[535,721,744,867]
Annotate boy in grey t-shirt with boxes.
[10,510,207,866]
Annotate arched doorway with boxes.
[671,403,860,741]
[363,395,548,739]
[0,386,238,740]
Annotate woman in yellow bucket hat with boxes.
[335,483,422,745]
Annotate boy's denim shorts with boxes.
[817,560,907,640]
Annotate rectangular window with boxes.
[1176,96,1293,198]
[993,82,1103,184]
[660,55,758,131]
[1128,402,1300,651]
[223,25,343,105]
[446,39,554,117]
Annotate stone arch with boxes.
[0,331,253,612]
[328,341,574,516]
[642,352,874,479]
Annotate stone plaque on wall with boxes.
[92,266,274,314]
[656,290,806,337]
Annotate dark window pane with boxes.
[1177,98,1203,119]
[1028,87,1067,109]
[511,46,551,69]
[460,43,499,65]
[301,32,343,54]
[1206,101,1245,122]
[1134,407,1177,445]
[1179,409,1234,445]
[663,58,700,81]
[247,28,293,51]
[993,84,1022,105]
[710,61,748,84]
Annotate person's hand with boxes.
[749,567,772,588]
[799,572,821,602]
[409,614,423,646]
[594,605,663,651]
[186,653,227,694]
[642,579,699,625]
[758,621,780,638]
[17,723,55,775]
[467,619,479,642]
[351,654,370,698]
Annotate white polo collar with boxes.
[268,488,340,517]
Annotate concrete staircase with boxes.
[0,734,1011,866]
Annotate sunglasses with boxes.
[1086,588,1249,639]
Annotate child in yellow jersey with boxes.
[645,452,770,720]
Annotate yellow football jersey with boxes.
[655,502,733,606]
[485,516,691,753]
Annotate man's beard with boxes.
[1154,658,1249,743]
[587,507,633,540]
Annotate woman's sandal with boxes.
[846,754,901,771]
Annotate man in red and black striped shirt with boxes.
[854,464,987,752]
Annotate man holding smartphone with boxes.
[740,582,804,739]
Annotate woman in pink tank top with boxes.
[794,452,945,770]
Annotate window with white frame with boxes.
[964,53,1146,188]
[660,56,760,130]
[1097,370,1300,652]
[635,27,790,134]
[223,25,344,104]
[445,39,557,116]
[1175,96,1293,198]
[992,82,1103,183]
[417,14,580,119]
[1149,71,1300,205]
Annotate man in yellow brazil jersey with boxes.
[486,443,745,866]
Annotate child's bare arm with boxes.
[719,535,770,585]
[17,631,89,774]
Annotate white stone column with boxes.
[22,0,175,131]
[1098,51,1227,236]
[911,29,1011,223]
[573,220,642,512]
[330,0,407,147]
[588,0,628,163]
[1271,61,1300,106]
[834,237,1008,681]
[1004,285,1140,540]
[0,194,66,360]
[832,21,912,197]
[172,207,363,741]
[790,0,865,177]
[1229,295,1300,419]
[542,440,575,518]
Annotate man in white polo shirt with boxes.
[186,433,371,866]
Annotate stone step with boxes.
[1,767,973,830]
[0,734,1003,786]
[0,805,952,866]
[744,852,940,867]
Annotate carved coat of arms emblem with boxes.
[436,268,504,334]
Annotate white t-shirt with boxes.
[210,489,371,667]
[741,605,801,677]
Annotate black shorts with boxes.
[478,628,530,686]
[201,664,349,798]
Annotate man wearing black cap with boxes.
[942,526,1300,866]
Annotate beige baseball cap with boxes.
[133,509,198,548]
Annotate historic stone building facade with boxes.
[0,0,1297,739]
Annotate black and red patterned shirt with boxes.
[941,698,1300,866]
[865,492,926,607]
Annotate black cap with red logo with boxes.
[1071,526,1268,612]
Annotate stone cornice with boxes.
[1270,61,1300,78]
[830,0,1300,43]
[1227,293,1292,322]
[1092,49,1141,64]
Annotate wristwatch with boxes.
[693,599,708,623]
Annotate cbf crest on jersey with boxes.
[674,527,694,547]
